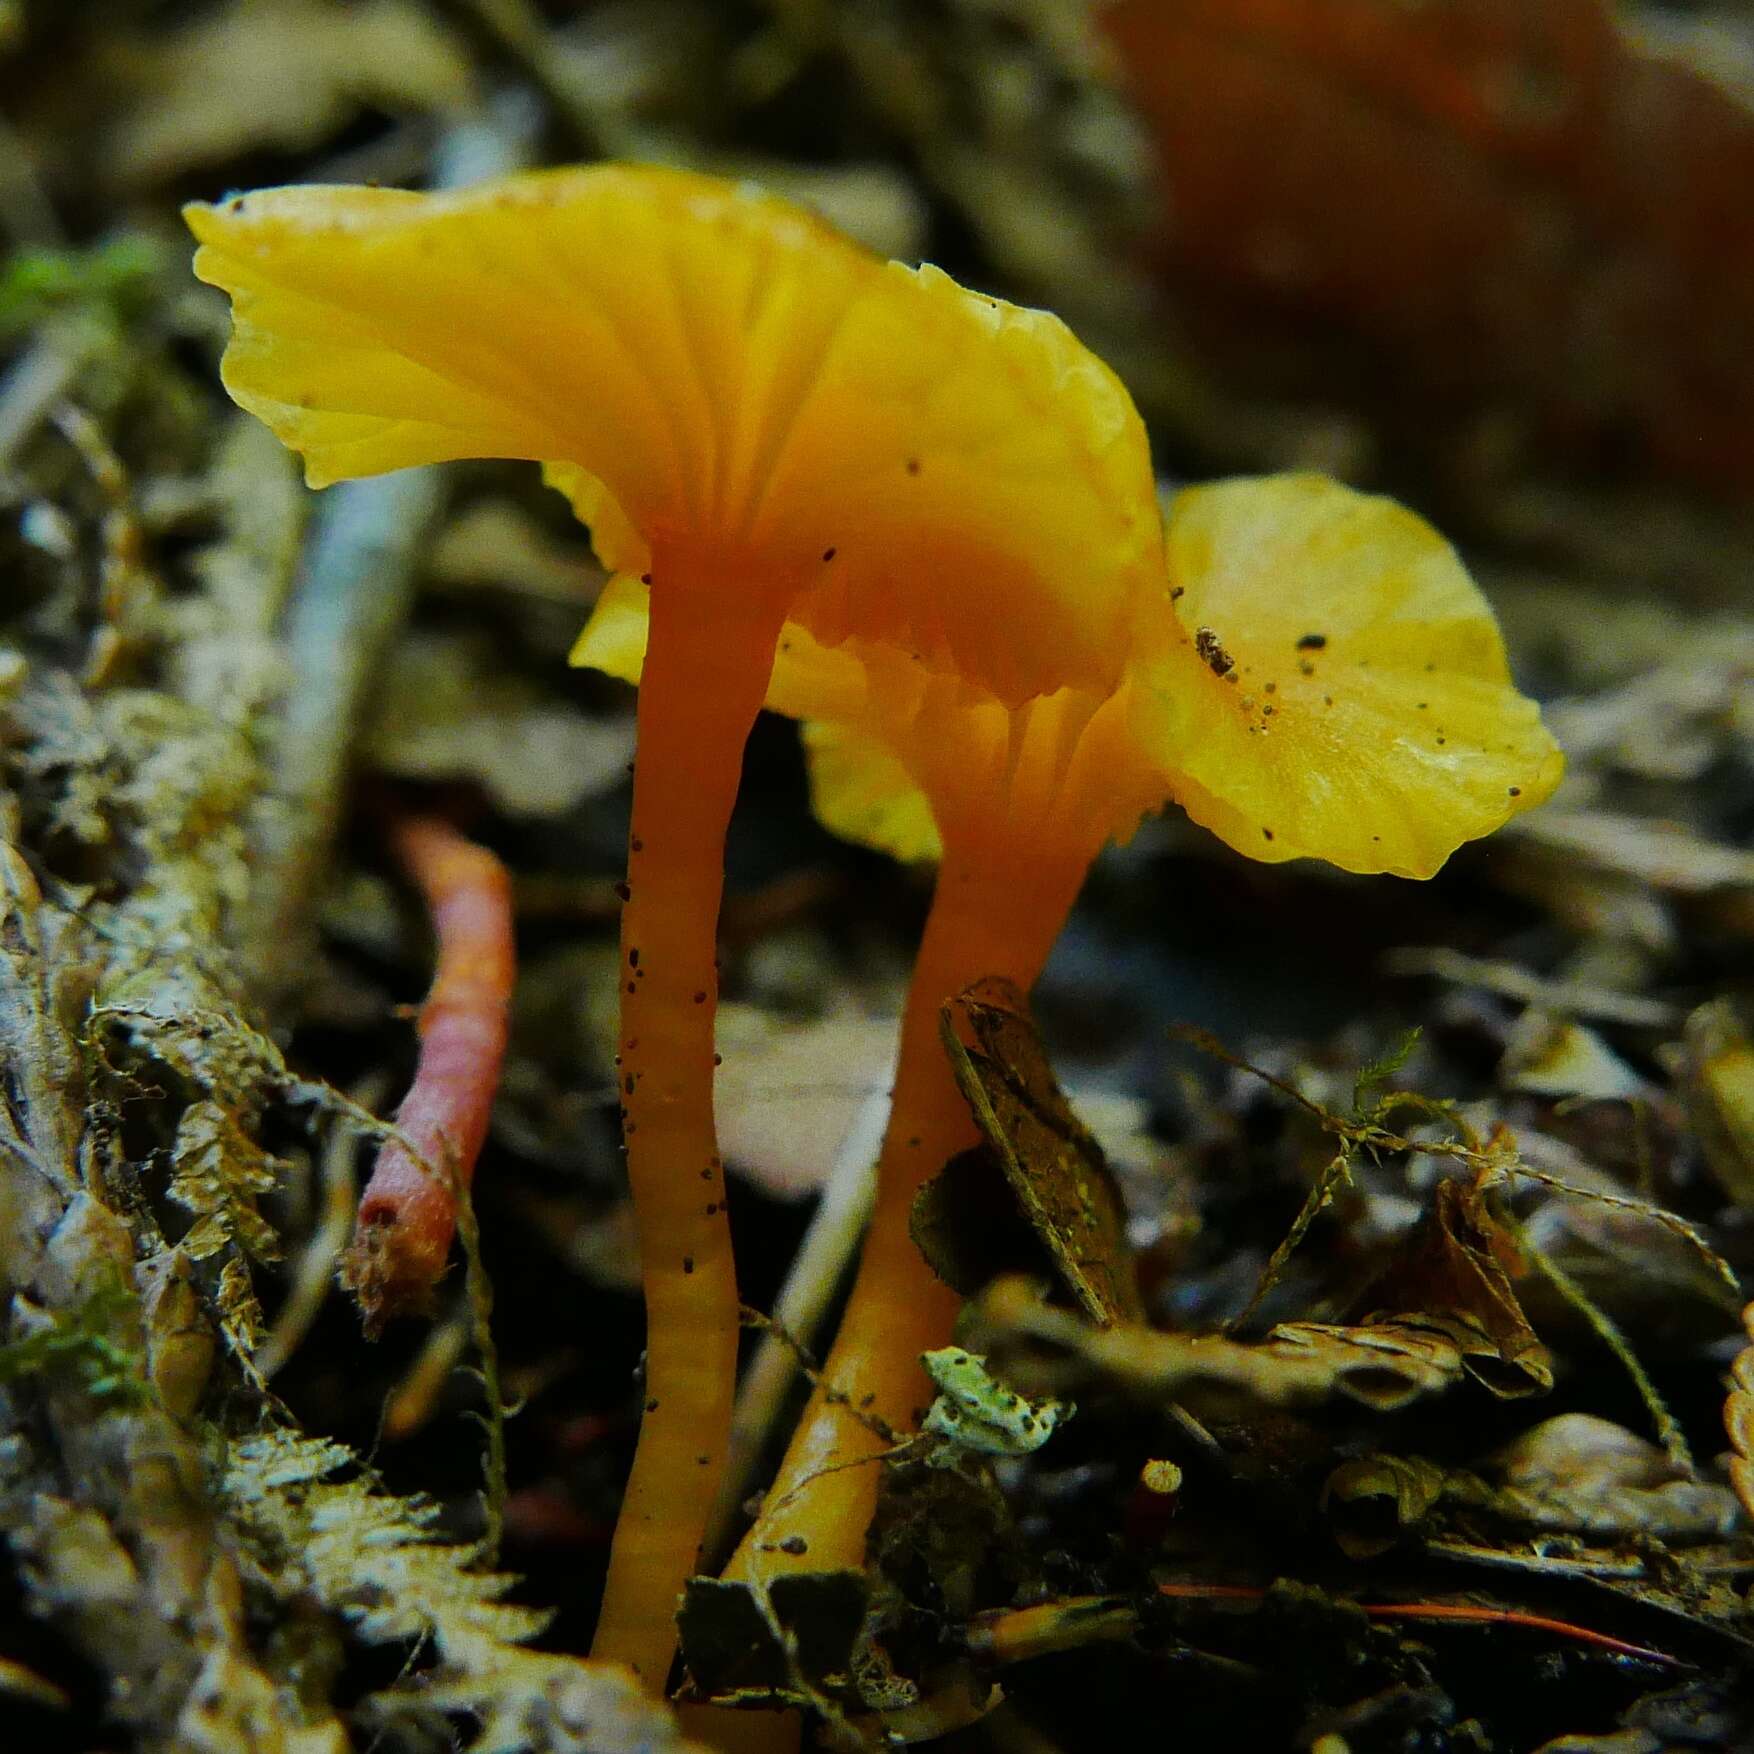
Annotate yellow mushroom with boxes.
[574,471,1564,1586]
[184,163,1164,1689]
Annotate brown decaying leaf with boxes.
[1488,1413,1741,1540]
[1678,999,1754,1208]
[365,629,637,818]
[1329,1413,1742,1560]
[1348,1173,1554,1398]
[1102,0,1754,499]
[974,1275,1477,1414]
[940,977,1142,1326]
[101,0,475,185]
[1724,1304,1754,1522]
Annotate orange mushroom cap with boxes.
[184,164,1163,705]
[576,473,1564,878]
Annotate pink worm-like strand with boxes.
[351,813,515,1323]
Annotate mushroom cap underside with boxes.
[186,163,1161,706]
[576,475,1565,879]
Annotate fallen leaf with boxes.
[1501,1009,1646,1102]
[1348,1173,1554,1398]
[941,977,1142,1325]
[1677,999,1754,1206]
[713,1002,897,1200]
[1488,1413,1742,1540]
[970,1274,1473,1414]
[104,0,474,186]
[1102,0,1754,500]
[365,630,636,818]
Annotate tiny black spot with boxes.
[704,1202,717,1215]
[713,1052,723,1066]
[628,947,639,968]
[646,1397,660,1413]
[1262,828,1274,841]
[1416,701,1428,710]
[624,1074,635,1095]
[1323,695,1334,707]
[626,982,637,994]
[1296,632,1327,650]
[683,1256,695,1274]
[630,836,644,852]
[640,572,652,585]
[822,546,837,561]
[613,881,630,902]
[1508,786,1522,797]
[701,1167,714,1180]
[693,990,706,1004]
[1262,704,1275,716]
[905,457,921,475]
[1264,681,1276,694]
[1171,585,1186,601]
[697,1454,709,1466]
[779,1535,809,1555]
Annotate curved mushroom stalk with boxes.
[603,573,786,1678]
[187,164,1167,1693]
[726,833,1092,1582]
[721,681,1149,1583]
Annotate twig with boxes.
[705,1089,883,1560]
[424,0,612,158]
[455,1169,510,1565]
[971,1585,1684,1670]
[1173,1022,1740,1298]
[383,1305,472,1442]
[1519,1226,1694,1476]
[344,814,515,1331]
[1229,1146,1353,1334]
[246,107,535,991]
[256,1076,381,1379]
[1384,947,1680,1029]
[253,468,445,979]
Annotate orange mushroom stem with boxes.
[185,163,1165,1691]
[598,572,787,1679]
[728,761,1115,1582]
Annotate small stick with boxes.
[344,814,514,1333]
[256,1076,380,1379]
[972,1585,1681,1670]
[704,1089,883,1562]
